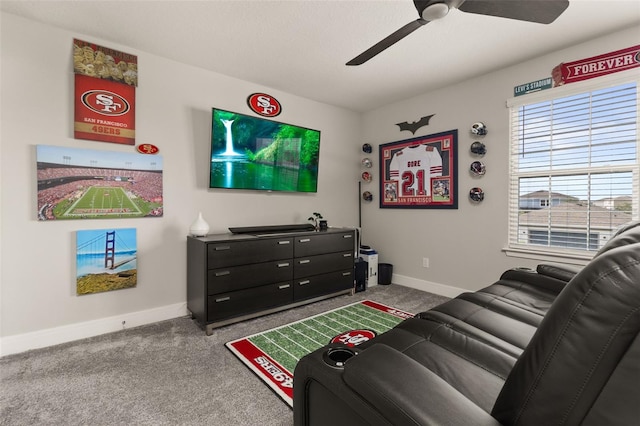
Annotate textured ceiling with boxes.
[2,0,639,112]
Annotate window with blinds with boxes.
[507,78,639,257]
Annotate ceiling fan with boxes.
[346,0,570,66]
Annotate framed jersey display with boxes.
[379,129,458,209]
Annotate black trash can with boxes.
[378,263,393,285]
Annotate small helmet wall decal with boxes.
[362,143,373,153]
[469,187,485,202]
[470,141,486,156]
[362,158,373,168]
[361,171,372,182]
[362,191,373,202]
[471,122,488,136]
[470,161,486,176]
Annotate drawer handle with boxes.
[343,235,353,239]
[278,240,291,245]
[277,263,290,268]
[215,246,231,251]
[342,272,352,276]
[215,270,231,277]
[299,280,310,286]
[299,259,311,264]
[343,253,352,257]
[278,284,291,290]
[299,238,311,243]
[215,297,231,303]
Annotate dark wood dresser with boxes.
[187,228,356,334]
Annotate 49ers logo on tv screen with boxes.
[81,90,130,116]
[247,93,282,117]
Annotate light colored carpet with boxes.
[1,284,449,426]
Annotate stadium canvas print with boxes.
[76,228,137,295]
[379,129,458,209]
[36,145,163,220]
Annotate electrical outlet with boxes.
[422,257,430,268]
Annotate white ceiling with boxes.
[2,0,639,112]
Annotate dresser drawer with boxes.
[294,232,355,257]
[208,281,293,321]
[294,251,354,279]
[294,269,354,301]
[207,238,293,268]
[208,260,293,295]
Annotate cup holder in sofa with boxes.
[323,347,358,368]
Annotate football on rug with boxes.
[225,300,413,407]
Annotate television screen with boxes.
[209,108,321,192]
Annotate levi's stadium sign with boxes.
[247,93,282,117]
[514,77,553,97]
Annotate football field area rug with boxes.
[225,300,413,407]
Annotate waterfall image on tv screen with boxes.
[209,108,321,193]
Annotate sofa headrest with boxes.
[594,220,640,257]
[492,240,640,425]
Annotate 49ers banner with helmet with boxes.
[73,39,137,145]
[552,44,640,87]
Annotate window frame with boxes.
[504,68,639,265]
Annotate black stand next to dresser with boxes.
[187,227,356,335]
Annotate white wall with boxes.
[360,26,639,295]
[0,13,361,355]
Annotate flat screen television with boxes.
[209,108,321,192]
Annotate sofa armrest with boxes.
[342,344,502,426]
[499,267,567,294]
[535,263,580,282]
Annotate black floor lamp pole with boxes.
[358,181,362,228]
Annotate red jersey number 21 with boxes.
[401,169,426,196]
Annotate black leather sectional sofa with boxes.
[293,221,640,425]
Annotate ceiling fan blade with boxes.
[346,19,427,66]
[458,0,569,24]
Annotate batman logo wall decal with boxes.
[396,114,435,134]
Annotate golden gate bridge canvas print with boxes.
[76,228,137,295]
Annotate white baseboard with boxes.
[0,278,461,357]
[0,302,188,357]
[392,274,466,299]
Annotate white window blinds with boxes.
[507,76,639,257]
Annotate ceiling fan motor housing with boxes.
[419,2,450,21]
[415,0,465,21]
